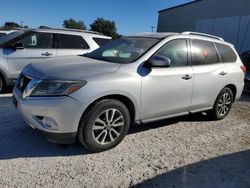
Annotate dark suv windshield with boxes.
[85,37,160,63]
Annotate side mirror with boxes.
[148,55,171,67]
[14,42,24,50]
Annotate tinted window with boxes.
[0,30,26,47]
[85,37,159,64]
[93,37,112,47]
[153,39,188,67]
[191,40,220,65]
[58,34,89,49]
[19,32,53,48]
[215,43,237,63]
[0,33,6,37]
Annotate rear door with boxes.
[6,31,56,79]
[55,34,91,56]
[190,39,228,111]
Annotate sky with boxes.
[0,0,192,35]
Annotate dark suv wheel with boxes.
[209,87,233,120]
[78,99,130,152]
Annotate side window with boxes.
[19,32,53,48]
[58,34,89,49]
[153,39,188,67]
[93,37,112,47]
[215,43,237,63]
[191,39,220,65]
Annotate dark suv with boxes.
[241,51,250,92]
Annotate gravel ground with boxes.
[0,92,249,188]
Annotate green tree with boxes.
[2,22,28,29]
[90,18,121,39]
[63,18,87,30]
[3,22,20,29]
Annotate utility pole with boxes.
[151,26,155,32]
[20,21,23,27]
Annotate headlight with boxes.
[30,80,87,97]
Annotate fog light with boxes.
[42,117,58,130]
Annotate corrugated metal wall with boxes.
[157,0,250,53]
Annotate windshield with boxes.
[85,37,160,63]
[0,30,26,46]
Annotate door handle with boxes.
[219,71,227,76]
[41,52,52,56]
[182,74,192,80]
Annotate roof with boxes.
[0,30,17,34]
[159,0,203,13]
[0,27,107,36]
[127,31,228,44]
[127,32,178,39]
[32,28,104,35]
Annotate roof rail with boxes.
[181,31,224,41]
[35,27,104,35]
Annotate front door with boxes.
[141,39,193,121]
[6,32,56,79]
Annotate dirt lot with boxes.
[0,91,249,188]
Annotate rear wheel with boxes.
[209,87,233,120]
[0,75,6,93]
[78,99,130,152]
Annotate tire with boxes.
[209,87,233,120]
[0,75,6,93]
[78,99,131,152]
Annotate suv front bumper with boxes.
[13,87,87,144]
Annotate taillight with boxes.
[240,65,247,73]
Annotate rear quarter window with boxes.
[93,37,112,47]
[215,43,237,63]
[191,39,220,65]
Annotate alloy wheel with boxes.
[217,92,232,116]
[92,108,125,145]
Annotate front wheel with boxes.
[209,87,233,120]
[78,99,130,152]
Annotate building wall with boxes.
[157,0,250,53]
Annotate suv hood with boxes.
[23,56,121,80]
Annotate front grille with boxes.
[18,74,32,92]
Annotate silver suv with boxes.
[0,28,111,92]
[13,32,245,152]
